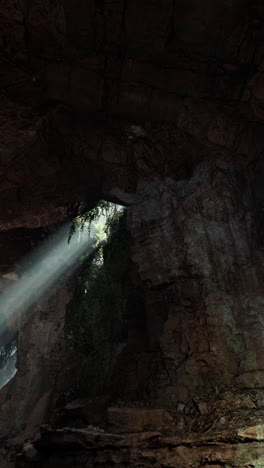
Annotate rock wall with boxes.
[12,159,264,466]
[105,160,264,436]
[1,165,264,467]
[0,0,264,466]
[1,130,264,467]
[0,283,71,440]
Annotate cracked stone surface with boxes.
[1,1,264,467]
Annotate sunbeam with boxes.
[0,222,98,338]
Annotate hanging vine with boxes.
[68,200,118,243]
[65,207,131,395]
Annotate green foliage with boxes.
[68,201,117,243]
[65,208,131,395]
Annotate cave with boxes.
[0,339,17,391]
[0,1,264,466]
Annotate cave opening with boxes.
[0,202,121,338]
[0,201,125,391]
[1,0,264,465]
[64,201,130,401]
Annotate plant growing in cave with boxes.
[65,207,131,396]
[68,200,118,243]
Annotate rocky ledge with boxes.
[12,424,264,467]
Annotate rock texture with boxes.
[0,0,263,229]
[0,1,264,467]
[0,281,71,440]
[14,427,264,468]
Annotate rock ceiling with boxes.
[0,0,263,232]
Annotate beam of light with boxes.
[0,204,123,388]
[0,222,98,339]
